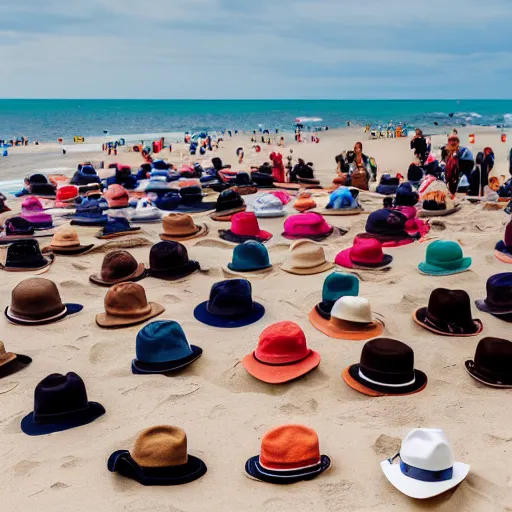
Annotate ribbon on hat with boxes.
[386,453,454,483]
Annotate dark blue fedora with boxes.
[176,186,217,212]
[70,165,101,186]
[475,273,512,318]
[96,217,141,239]
[132,320,203,374]
[376,174,400,195]
[148,241,200,279]
[194,279,265,328]
[363,209,418,241]
[153,191,182,211]
[70,199,109,226]
[227,241,272,273]
[21,372,105,436]
[395,182,419,207]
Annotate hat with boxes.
[465,337,512,387]
[96,282,164,328]
[342,338,427,396]
[107,425,207,485]
[70,165,101,186]
[89,250,147,286]
[281,240,334,275]
[335,238,393,270]
[309,296,384,340]
[95,217,141,239]
[21,372,105,436]
[312,272,360,320]
[381,429,470,499]
[475,273,512,319]
[294,192,316,212]
[376,174,400,195]
[0,217,35,242]
[418,240,471,276]
[242,321,320,384]
[322,187,363,215]
[104,184,130,208]
[45,226,94,255]
[282,213,340,241]
[0,340,32,379]
[395,183,419,207]
[130,199,162,223]
[219,212,272,244]
[1,240,54,272]
[253,194,286,218]
[55,185,79,208]
[176,186,217,212]
[494,221,512,263]
[132,320,202,374]
[149,241,200,279]
[364,209,415,242]
[159,213,208,242]
[413,288,483,336]
[70,199,109,226]
[225,241,272,275]
[21,196,53,228]
[194,279,265,328]
[210,189,246,221]
[245,425,331,484]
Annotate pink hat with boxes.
[335,238,393,269]
[282,213,336,241]
[104,185,129,208]
[21,196,52,227]
[268,191,292,205]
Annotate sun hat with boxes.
[159,213,208,242]
[55,185,79,208]
[312,272,360,320]
[132,320,202,374]
[395,182,419,207]
[245,425,331,484]
[104,184,130,208]
[376,174,400,195]
[1,240,54,272]
[281,240,334,275]
[96,282,165,328]
[5,278,83,326]
[253,194,286,218]
[21,372,105,436]
[335,238,392,270]
[465,337,512,388]
[282,213,341,241]
[495,221,512,263]
[107,425,207,485]
[413,288,483,336]
[21,196,53,228]
[148,241,200,279]
[194,279,265,328]
[0,217,36,243]
[44,226,94,255]
[381,429,470,499]
[210,189,246,221]
[225,241,272,275]
[89,250,147,286]
[475,273,512,319]
[294,192,317,212]
[342,338,427,396]
[309,296,384,340]
[320,187,363,215]
[95,217,141,239]
[0,340,32,379]
[219,212,272,244]
[418,240,471,276]
[70,198,109,226]
[129,199,162,223]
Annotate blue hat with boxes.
[314,272,360,319]
[326,187,361,212]
[153,192,181,211]
[132,321,203,374]
[226,241,272,273]
[70,199,109,226]
[376,174,400,195]
[96,217,141,239]
[395,182,419,207]
[194,279,265,328]
[70,165,101,186]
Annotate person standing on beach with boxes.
[410,129,428,164]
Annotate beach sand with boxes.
[2,128,512,511]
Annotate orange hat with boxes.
[104,184,130,208]
[294,192,316,212]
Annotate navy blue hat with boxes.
[177,186,216,211]
[70,199,109,226]
[132,320,203,374]
[149,241,200,279]
[227,241,272,273]
[476,273,512,318]
[395,182,419,207]
[194,279,265,328]
[96,217,141,239]
[364,209,417,241]
[376,174,400,195]
[152,159,170,171]
[70,165,101,186]
[21,372,105,436]
[153,192,181,211]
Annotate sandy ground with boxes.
[2,128,512,512]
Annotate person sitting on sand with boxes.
[349,142,372,188]
[290,159,315,183]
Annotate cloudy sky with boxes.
[1,0,511,98]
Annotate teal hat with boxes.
[226,241,272,273]
[313,272,359,319]
[418,240,472,276]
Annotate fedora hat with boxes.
[0,217,36,243]
[320,187,363,215]
[253,194,285,218]
[0,340,32,379]
[242,321,320,384]
[70,198,109,226]
[395,182,419,207]
[96,282,165,328]
[335,238,392,270]
[413,288,483,336]
[475,273,512,318]
[132,320,202,374]
[21,196,53,228]
[312,272,359,320]
[175,186,217,212]
[376,174,400,195]
[418,240,471,276]
[21,372,105,436]
[107,425,207,485]
[159,213,208,242]
[245,425,331,484]
[465,337,512,388]
[309,296,384,340]
[149,241,200,279]
[225,241,272,275]
[96,217,141,239]
[194,279,265,328]
[104,184,130,208]
[282,213,342,241]
[55,185,79,208]
[89,250,146,286]
[495,221,512,263]
[210,189,246,221]
[281,240,334,275]
[381,429,470,499]
[342,338,427,396]
[1,240,54,272]
[44,226,94,255]
[219,212,272,244]
[363,209,416,242]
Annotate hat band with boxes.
[400,460,453,482]
[252,350,311,367]
[258,457,322,474]
[7,305,67,323]
[165,225,201,237]
[358,369,415,388]
[34,404,91,424]
[425,314,467,334]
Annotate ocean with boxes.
[2,99,512,142]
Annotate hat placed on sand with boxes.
[225,241,272,274]
[253,193,285,218]
[342,338,427,397]
[148,241,200,279]
[281,240,334,275]
[104,184,130,208]
[309,296,384,340]
[418,240,471,276]
[1,240,54,272]
[362,209,415,243]
[194,279,265,328]
[0,217,35,242]
[45,225,94,255]
[494,221,512,263]
[381,429,470,499]
[55,185,79,208]
[132,320,202,374]
[335,238,392,270]
[219,212,272,244]
[312,272,359,320]
[159,213,208,242]
[21,196,53,228]
[376,174,400,195]
[70,199,109,226]
[210,189,246,221]
[107,425,207,485]
[130,199,162,223]
[96,282,165,328]
[245,425,331,484]
[413,288,483,336]
[90,250,146,286]
[294,192,317,212]
[395,182,419,207]
[322,187,363,215]
[176,186,217,212]
[282,213,341,241]
[0,340,32,379]
[465,337,512,388]
[21,372,105,436]
[96,217,141,239]
[475,273,512,319]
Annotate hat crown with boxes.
[255,194,282,211]
[231,241,270,270]
[426,288,474,330]
[22,196,43,213]
[105,184,129,200]
[255,321,309,364]
[351,238,385,264]
[132,425,188,468]
[485,273,512,307]
[473,337,512,378]
[6,240,46,267]
[426,240,464,267]
[322,272,359,302]
[52,226,80,246]
[231,212,261,236]
[101,251,138,280]
[5,216,34,235]
[163,214,197,235]
[366,209,406,234]
[289,240,327,269]
[10,278,65,320]
[216,189,244,211]
[331,296,373,323]
[104,283,151,317]
[57,185,79,201]
[505,222,512,247]
[207,279,254,317]
[284,213,330,236]
[400,429,455,471]
[150,241,190,270]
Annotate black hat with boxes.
[177,186,217,212]
[148,241,200,280]
[475,273,512,319]
[1,240,54,271]
[363,209,418,242]
[465,337,512,388]
[212,189,246,216]
[0,217,36,244]
[395,182,419,207]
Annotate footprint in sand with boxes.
[193,239,233,249]
[50,482,69,490]
[372,434,401,456]
[70,261,91,271]
[278,397,319,416]
[60,456,84,469]
[13,460,40,477]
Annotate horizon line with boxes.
[1,98,512,101]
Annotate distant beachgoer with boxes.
[351,142,373,182]
[410,129,428,164]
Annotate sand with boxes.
[2,128,512,512]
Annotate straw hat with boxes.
[44,226,94,255]
[281,240,334,275]
[159,214,208,242]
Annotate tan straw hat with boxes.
[281,240,335,275]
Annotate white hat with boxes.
[381,428,470,499]
[331,296,374,323]
[253,194,285,218]
[130,199,162,222]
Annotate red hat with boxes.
[219,212,272,244]
[335,238,393,269]
[104,184,130,208]
[55,185,79,208]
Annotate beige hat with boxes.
[281,240,335,275]
[159,213,208,242]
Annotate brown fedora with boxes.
[159,214,208,242]
[89,250,147,286]
[44,225,94,255]
[96,282,165,328]
[0,340,32,378]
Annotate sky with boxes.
[1,0,512,99]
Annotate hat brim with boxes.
[159,224,209,242]
[95,227,141,240]
[464,360,512,388]
[417,257,472,276]
[193,301,265,328]
[218,230,273,244]
[70,217,109,226]
[224,263,273,277]
[380,459,469,499]
[89,263,147,286]
[342,364,427,397]
[273,182,322,191]
[5,303,83,326]
[281,259,335,276]
[148,261,200,280]
[96,302,165,328]
[2,253,54,272]
[0,354,32,378]
[335,248,392,270]
[171,202,217,213]
[44,244,95,256]
[494,250,512,264]
[254,210,286,218]
[475,299,512,316]
[245,454,331,484]
[210,207,247,221]
[282,226,346,242]
[314,207,364,216]
[417,205,462,218]
[412,307,483,337]
[21,401,105,436]
[132,345,203,374]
